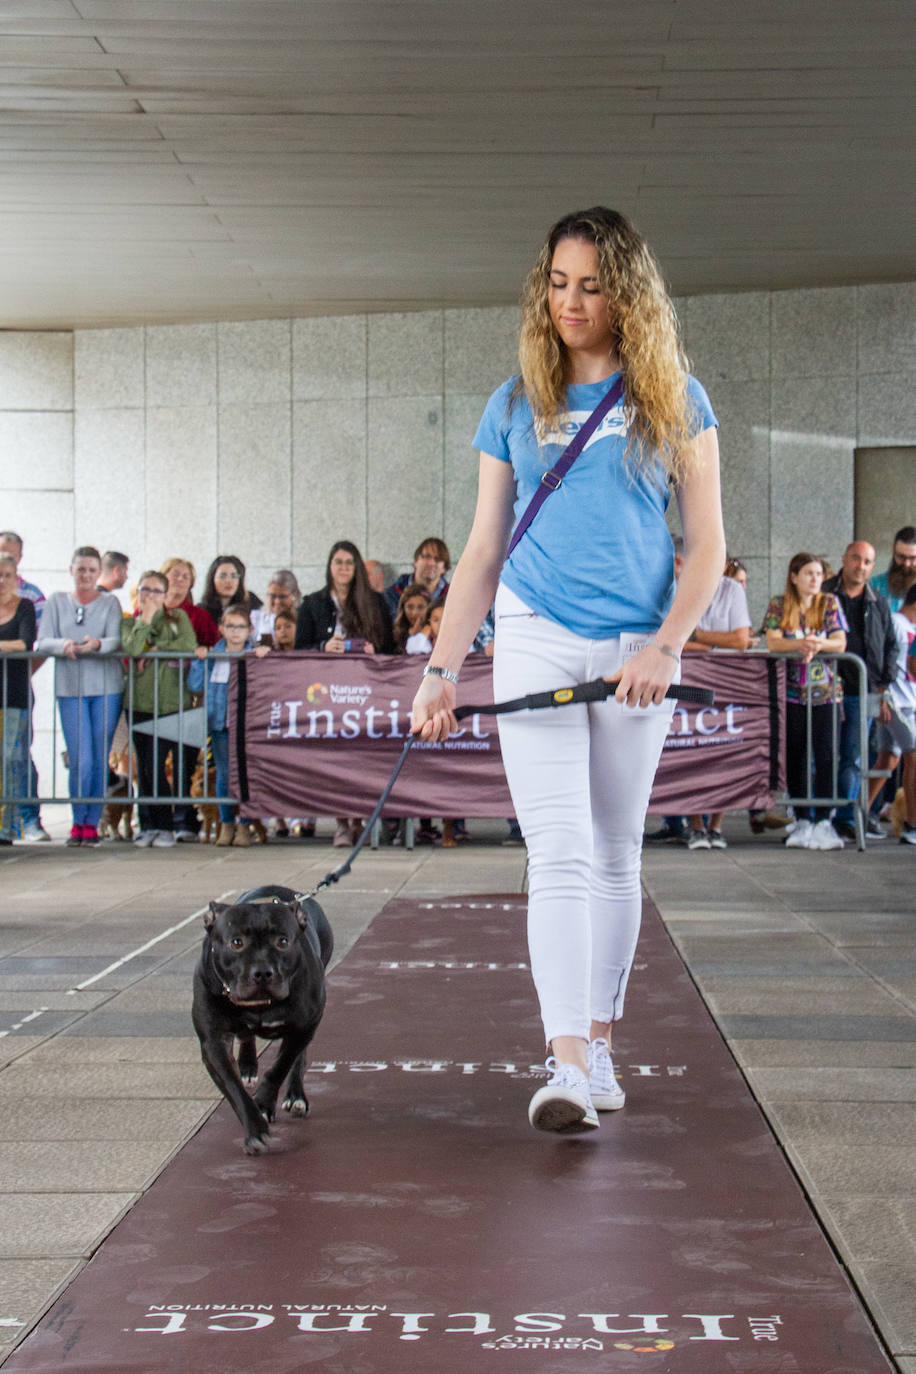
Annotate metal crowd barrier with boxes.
[740,646,880,852]
[0,646,885,850]
[0,650,238,812]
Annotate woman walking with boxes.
[411,207,724,1133]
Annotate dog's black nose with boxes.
[251,967,275,984]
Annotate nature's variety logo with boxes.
[306,682,328,704]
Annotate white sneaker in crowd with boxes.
[785,819,814,849]
[707,829,728,849]
[528,1058,599,1134]
[132,831,155,848]
[22,821,51,842]
[900,823,916,846]
[810,819,844,850]
[587,1038,626,1111]
[151,831,176,848]
[686,828,711,850]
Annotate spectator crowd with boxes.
[1,526,914,852]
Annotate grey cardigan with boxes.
[35,591,124,698]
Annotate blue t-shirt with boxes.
[473,373,717,639]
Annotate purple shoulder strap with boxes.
[505,375,625,560]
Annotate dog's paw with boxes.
[282,1095,309,1117]
[243,1134,269,1155]
[252,1091,277,1123]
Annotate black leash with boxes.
[310,677,714,896]
[454,677,714,719]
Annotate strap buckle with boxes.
[540,470,562,491]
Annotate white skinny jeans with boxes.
[493,583,675,1044]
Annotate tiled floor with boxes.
[0,816,912,1368]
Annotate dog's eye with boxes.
[275,936,289,948]
[229,936,245,950]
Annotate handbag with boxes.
[505,374,625,559]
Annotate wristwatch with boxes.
[422,664,459,686]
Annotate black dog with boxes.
[192,884,333,1154]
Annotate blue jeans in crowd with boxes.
[209,727,235,824]
[835,693,865,825]
[20,755,39,826]
[58,693,122,828]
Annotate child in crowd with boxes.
[273,607,297,650]
[264,605,313,837]
[405,596,465,843]
[868,584,916,844]
[406,596,445,656]
[393,583,431,653]
[187,603,270,848]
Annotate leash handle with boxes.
[453,677,714,721]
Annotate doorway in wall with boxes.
[854,446,916,567]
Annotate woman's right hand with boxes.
[323,635,346,654]
[410,673,457,742]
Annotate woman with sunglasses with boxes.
[35,545,124,846]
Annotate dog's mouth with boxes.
[224,977,291,1006]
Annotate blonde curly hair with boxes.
[517,207,697,485]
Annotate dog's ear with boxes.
[290,900,307,930]
[205,902,228,931]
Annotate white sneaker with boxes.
[151,830,176,848]
[22,821,51,842]
[132,831,155,848]
[528,1058,598,1134]
[587,1038,626,1111]
[810,819,844,850]
[785,819,814,848]
[686,828,711,850]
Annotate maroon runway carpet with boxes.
[6,893,892,1372]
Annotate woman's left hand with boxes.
[74,637,101,655]
[611,643,678,709]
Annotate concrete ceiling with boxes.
[0,0,913,330]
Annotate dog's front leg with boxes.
[237,1034,259,1085]
[253,1034,309,1123]
[281,1050,309,1117]
[200,1031,270,1154]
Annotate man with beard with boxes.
[824,541,897,841]
[871,526,916,613]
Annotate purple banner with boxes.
[230,653,514,818]
[651,653,785,813]
[230,652,784,818]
